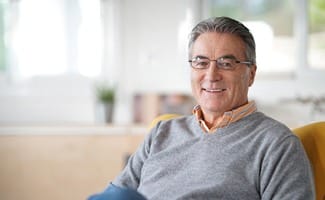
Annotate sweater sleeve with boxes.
[260,134,315,200]
[111,124,157,190]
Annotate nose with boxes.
[205,61,222,81]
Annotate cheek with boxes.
[190,71,200,87]
[190,71,202,99]
[236,69,251,85]
[229,73,249,94]
[234,74,250,95]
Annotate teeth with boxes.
[205,88,224,92]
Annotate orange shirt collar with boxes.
[192,101,257,133]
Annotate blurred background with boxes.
[0,0,324,126]
[0,0,324,199]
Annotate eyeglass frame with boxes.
[188,55,253,70]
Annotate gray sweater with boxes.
[113,112,315,200]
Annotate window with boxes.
[309,0,325,70]
[3,0,102,80]
[0,1,6,73]
[206,0,296,75]
[78,0,103,77]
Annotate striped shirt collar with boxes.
[192,101,257,133]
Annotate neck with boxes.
[202,101,250,128]
[202,111,224,129]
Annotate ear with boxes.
[248,65,257,87]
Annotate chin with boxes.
[202,104,227,114]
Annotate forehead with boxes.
[190,32,246,59]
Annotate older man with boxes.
[94,17,315,200]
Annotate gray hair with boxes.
[188,16,256,64]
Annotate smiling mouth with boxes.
[203,88,226,93]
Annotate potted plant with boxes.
[95,84,115,123]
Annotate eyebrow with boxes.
[192,54,238,60]
[192,55,209,60]
[217,54,237,60]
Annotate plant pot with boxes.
[96,102,114,123]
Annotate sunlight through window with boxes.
[78,0,102,77]
[13,0,67,79]
[10,0,102,79]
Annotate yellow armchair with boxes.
[148,114,181,129]
[293,122,325,200]
[150,115,325,200]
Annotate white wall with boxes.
[113,0,199,123]
[0,75,96,124]
[250,76,325,127]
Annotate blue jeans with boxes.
[88,183,147,200]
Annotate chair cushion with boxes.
[293,122,325,200]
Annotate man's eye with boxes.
[221,62,231,66]
[198,61,209,67]
[219,61,233,69]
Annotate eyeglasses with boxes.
[188,56,252,70]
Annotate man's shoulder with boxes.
[148,115,199,148]
[247,111,291,130]
[247,111,297,142]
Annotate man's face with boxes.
[190,32,256,117]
